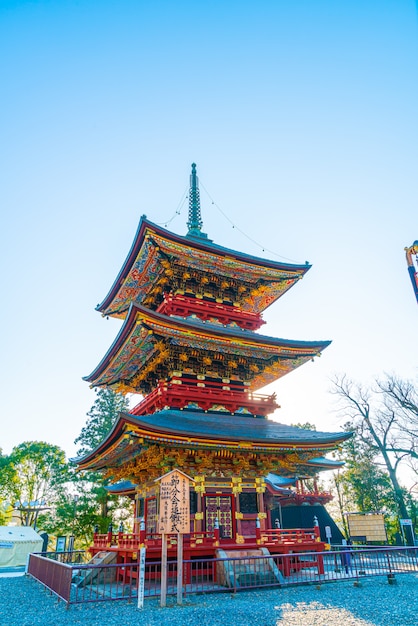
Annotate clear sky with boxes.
[1,0,417,461]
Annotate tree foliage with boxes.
[70,388,132,540]
[1,441,69,527]
[38,473,132,548]
[333,423,399,514]
[75,388,129,456]
[331,374,418,541]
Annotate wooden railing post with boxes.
[93,524,99,547]
[107,523,113,547]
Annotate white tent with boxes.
[0,526,43,567]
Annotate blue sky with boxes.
[1,0,417,461]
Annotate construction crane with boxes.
[405,241,418,304]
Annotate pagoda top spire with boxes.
[186,163,209,241]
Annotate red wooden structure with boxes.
[77,164,349,570]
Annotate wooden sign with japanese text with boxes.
[157,469,191,534]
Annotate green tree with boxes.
[332,375,411,522]
[75,388,129,456]
[0,450,11,524]
[329,425,400,541]
[2,442,70,527]
[38,476,130,548]
[72,388,132,537]
[0,448,14,500]
[342,428,398,512]
[291,422,317,431]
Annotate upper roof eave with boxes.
[96,216,311,314]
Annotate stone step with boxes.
[215,547,284,588]
[72,551,117,588]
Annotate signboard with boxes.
[347,513,387,543]
[155,469,193,608]
[399,518,415,546]
[56,536,67,552]
[157,469,191,535]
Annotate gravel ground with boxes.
[2,573,418,626]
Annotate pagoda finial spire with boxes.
[186,163,209,240]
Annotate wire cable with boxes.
[199,180,301,263]
[154,185,188,228]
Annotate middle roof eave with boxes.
[83,303,331,384]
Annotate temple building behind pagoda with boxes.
[76,163,350,558]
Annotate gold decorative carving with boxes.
[235,512,243,520]
[235,534,245,544]
[103,442,320,486]
[194,512,204,520]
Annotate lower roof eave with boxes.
[73,409,352,470]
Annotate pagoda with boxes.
[77,164,349,562]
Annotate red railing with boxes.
[260,527,320,545]
[27,553,73,602]
[131,379,279,416]
[94,529,218,551]
[157,293,265,330]
[92,527,322,553]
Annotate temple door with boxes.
[204,495,233,539]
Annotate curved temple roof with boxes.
[96,216,311,318]
[84,303,331,392]
[75,409,352,471]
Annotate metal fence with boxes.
[27,546,418,606]
[36,550,89,564]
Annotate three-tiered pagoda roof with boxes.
[78,162,347,490]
